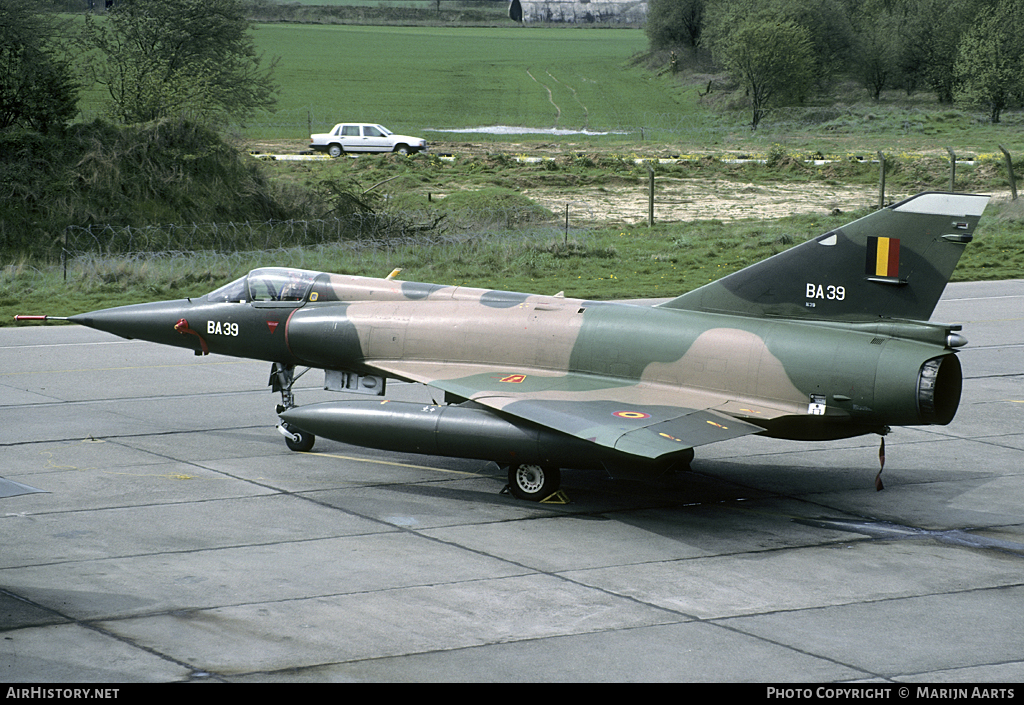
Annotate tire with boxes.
[394,144,410,155]
[328,144,343,158]
[283,423,315,452]
[507,463,561,501]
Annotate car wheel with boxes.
[394,144,409,155]
[328,144,343,158]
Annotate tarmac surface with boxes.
[2,279,1023,683]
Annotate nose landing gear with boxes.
[277,422,315,452]
[271,362,316,452]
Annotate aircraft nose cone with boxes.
[69,299,197,348]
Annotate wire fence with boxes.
[57,238,460,288]
[63,215,418,255]
[62,203,557,253]
[53,203,577,281]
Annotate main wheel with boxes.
[328,143,343,158]
[508,463,561,501]
[282,423,315,452]
[394,144,410,155]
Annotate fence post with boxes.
[647,164,655,227]
[947,147,956,192]
[877,152,886,209]
[999,145,1018,201]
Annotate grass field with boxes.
[72,21,1024,157]
[247,24,695,138]
[240,23,1024,159]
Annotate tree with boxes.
[84,0,278,125]
[645,0,705,51]
[704,0,854,88]
[716,19,815,130]
[856,27,896,100]
[847,0,901,99]
[0,0,80,133]
[769,0,855,86]
[885,0,932,96]
[953,0,1024,123]
[898,0,986,103]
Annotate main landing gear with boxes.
[505,463,566,503]
[271,362,315,452]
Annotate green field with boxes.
[234,23,1024,158]
[246,24,693,138]
[73,21,1024,157]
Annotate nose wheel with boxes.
[271,362,316,452]
[278,422,315,452]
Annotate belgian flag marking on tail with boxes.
[866,236,900,278]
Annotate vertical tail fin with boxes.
[660,192,990,322]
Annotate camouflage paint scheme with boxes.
[50,192,989,499]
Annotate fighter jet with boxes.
[18,191,988,501]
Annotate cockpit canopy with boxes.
[207,268,319,303]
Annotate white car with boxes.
[310,123,428,157]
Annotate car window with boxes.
[342,125,360,136]
[363,125,383,137]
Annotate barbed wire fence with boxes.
[55,204,589,284]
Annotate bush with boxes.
[0,118,303,257]
[390,186,554,231]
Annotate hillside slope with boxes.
[0,119,302,257]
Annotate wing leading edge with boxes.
[372,361,767,460]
